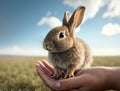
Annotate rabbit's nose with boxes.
[45,44,49,50]
[44,42,51,51]
[43,41,55,51]
[43,42,49,50]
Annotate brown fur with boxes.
[43,6,93,78]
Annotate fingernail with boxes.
[54,82,61,89]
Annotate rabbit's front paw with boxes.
[64,67,76,78]
[64,72,74,79]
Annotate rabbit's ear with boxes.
[68,6,85,29]
[62,11,71,26]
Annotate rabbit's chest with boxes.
[48,47,84,70]
[49,54,74,70]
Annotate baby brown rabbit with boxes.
[43,6,93,79]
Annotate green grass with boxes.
[0,56,49,91]
[92,56,120,67]
[0,56,120,91]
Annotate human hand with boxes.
[35,60,120,91]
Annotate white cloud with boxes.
[0,46,48,56]
[101,23,120,36]
[37,15,80,32]
[63,0,120,20]
[63,0,108,22]
[37,0,119,34]
[103,0,120,18]
[0,46,120,56]
[92,48,120,56]
[37,16,62,28]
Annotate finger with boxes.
[35,62,55,88]
[36,61,52,80]
[35,63,49,86]
[36,61,53,76]
[35,62,47,79]
[41,60,55,73]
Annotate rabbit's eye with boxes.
[59,32,65,39]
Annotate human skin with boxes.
[35,60,120,91]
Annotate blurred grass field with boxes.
[0,56,120,91]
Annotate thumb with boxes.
[53,76,84,91]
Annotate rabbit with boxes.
[43,6,93,79]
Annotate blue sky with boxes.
[0,0,120,56]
